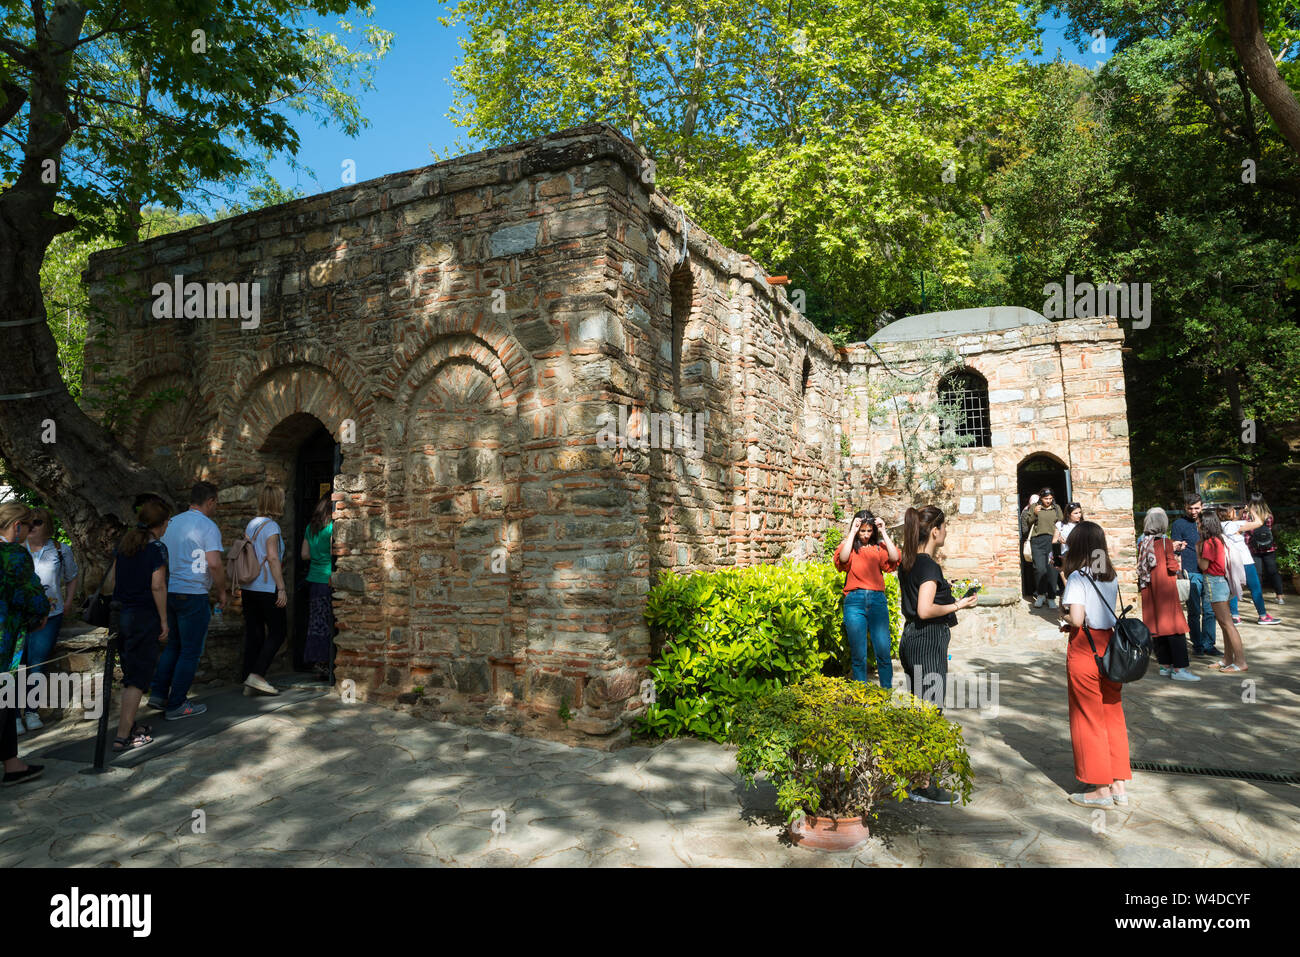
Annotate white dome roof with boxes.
[867,306,1050,344]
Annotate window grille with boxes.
[937,370,991,448]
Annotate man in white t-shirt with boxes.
[150,482,229,720]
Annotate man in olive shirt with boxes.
[1022,489,1064,607]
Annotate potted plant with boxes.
[731,674,973,851]
[1275,528,1300,594]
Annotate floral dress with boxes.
[0,541,52,673]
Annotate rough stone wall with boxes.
[84,123,1132,746]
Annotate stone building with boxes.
[83,123,1135,746]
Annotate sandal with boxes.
[112,730,153,751]
[1218,663,1248,673]
[131,722,153,737]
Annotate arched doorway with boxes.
[255,412,342,676]
[292,422,341,673]
[1017,453,1071,598]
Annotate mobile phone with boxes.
[962,585,981,598]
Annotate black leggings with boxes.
[242,590,287,679]
[1255,552,1284,596]
[0,704,16,762]
[1031,534,1058,598]
[1152,633,1189,669]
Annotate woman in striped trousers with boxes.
[897,505,978,804]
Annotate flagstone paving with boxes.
[4,610,1298,867]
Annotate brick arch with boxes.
[123,370,201,484]
[214,362,362,467]
[379,313,534,407]
[388,333,526,418]
[119,361,196,447]
[219,342,371,432]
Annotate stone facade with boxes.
[84,123,1134,746]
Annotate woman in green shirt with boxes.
[300,496,335,679]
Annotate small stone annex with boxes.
[83,123,1135,747]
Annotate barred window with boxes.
[937,369,991,448]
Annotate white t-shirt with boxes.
[162,508,224,594]
[1223,522,1255,567]
[27,541,78,615]
[243,517,285,593]
[1056,521,1079,555]
[1062,571,1119,630]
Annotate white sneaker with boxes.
[1276,596,1284,605]
[1170,668,1201,682]
[1034,595,1046,608]
[23,712,42,730]
[244,674,279,695]
[14,714,27,735]
[1056,596,1064,608]
[1158,666,1171,677]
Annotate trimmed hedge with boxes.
[733,674,974,821]
[639,558,904,741]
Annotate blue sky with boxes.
[233,3,1101,209]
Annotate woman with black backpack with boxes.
[1244,493,1284,606]
[1060,522,1131,809]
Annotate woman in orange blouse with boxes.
[833,509,900,688]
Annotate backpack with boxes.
[1251,520,1273,551]
[1080,574,1151,684]
[226,519,272,590]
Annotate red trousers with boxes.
[1066,626,1131,786]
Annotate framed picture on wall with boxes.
[1194,465,1245,505]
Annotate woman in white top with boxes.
[1222,506,1279,626]
[1053,502,1082,602]
[241,484,289,696]
[1059,521,1131,810]
[19,508,79,731]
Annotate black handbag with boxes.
[81,551,114,627]
[81,591,110,628]
[1081,574,1151,684]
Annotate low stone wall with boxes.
[29,617,280,723]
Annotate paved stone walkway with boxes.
[4,611,1298,866]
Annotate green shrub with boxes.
[732,674,974,822]
[639,562,845,741]
[822,524,844,561]
[1276,528,1300,577]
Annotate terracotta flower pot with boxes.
[788,812,870,851]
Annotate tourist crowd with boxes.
[829,488,1287,810]
[0,482,336,786]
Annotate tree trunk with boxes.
[0,188,170,586]
[0,0,170,585]
[1224,0,1300,158]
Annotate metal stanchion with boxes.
[81,632,118,775]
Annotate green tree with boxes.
[0,1,389,565]
[984,6,1300,504]
[442,0,1039,337]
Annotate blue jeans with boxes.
[843,589,892,689]
[20,612,62,714]
[1186,572,1216,652]
[150,594,212,710]
[1229,564,1267,619]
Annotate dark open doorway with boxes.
[1017,453,1071,599]
[292,422,341,672]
